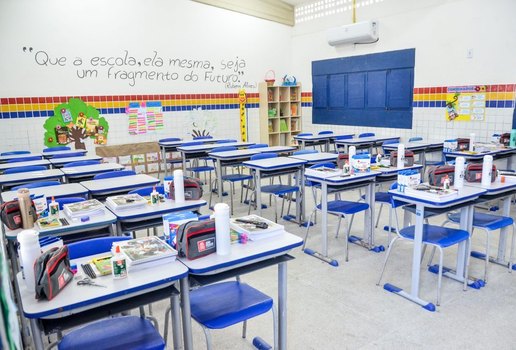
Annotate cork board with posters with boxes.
[95,142,162,175]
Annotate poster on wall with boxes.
[43,98,109,149]
[445,85,486,122]
[127,101,164,135]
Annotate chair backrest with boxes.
[359,132,375,138]
[128,185,165,196]
[408,136,423,142]
[93,170,136,180]
[389,182,398,190]
[318,131,333,135]
[250,152,277,161]
[12,180,61,190]
[63,160,101,167]
[216,139,237,144]
[51,152,85,158]
[193,136,213,140]
[293,149,318,156]
[182,141,204,147]
[310,162,336,169]
[248,143,269,149]
[297,133,313,137]
[7,156,42,163]
[47,197,85,210]
[67,236,131,259]
[334,135,353,140]
[3,165,47,174]
[43,146,71,152]
[158,137,181,143]
[1,151,30,156]
[211,146,237,153]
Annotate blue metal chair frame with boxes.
[12,180,61,190]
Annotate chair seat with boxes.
[222,173,253,182]
[190,281,273,329]
[448,212,514,231]
[361,192,405,208]
[399,224,469,248]
[58,316,164,350]
[261,184,299,195]
[187,166,214,173]
[316,200,369,215]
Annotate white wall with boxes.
[0,0,293,152]
[292,0,516,143]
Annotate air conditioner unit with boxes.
[327,20,379,46]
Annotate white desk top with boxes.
[289,152,338,163]
[0,159,51,171]
[0,153,42,162]
[61,163,125,178]
[1,183,89,202]
[107,198,207,222]
[294,134,333,141]
[464,180,516,195]
[209,146,296,160]
[48,155,102,166]
[0,169,64,186]
[243,156,307,170]
[159,138,229,147]
[4,208,117,240]
[382,142,441,151]
[80,174,160,195]
[334,136,400,145]
[374,164,424,176]
[443,148,511,159]
[390,186,487,208]
[179,231,303,275]
[305,170,380,185]
[18,253,188,318]
[178,142,255,153]
[42,149,88,158]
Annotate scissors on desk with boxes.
[77,277,107,288]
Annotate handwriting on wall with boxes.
[23,47,257,89]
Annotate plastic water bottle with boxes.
[214,203,231,256]
[18,229,41,291]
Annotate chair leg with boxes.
[201,325,213,350]
[335,215,342,238]
[229,182,234,215]
[242,320,247,339]
[463,237,471,292]
[437,246,444,306]
[483,228,490,283]
[344,216,350,262]
[302,210,316,250]
[375,203,384,228]
[272,305,278,350]
[509,224,516,273]
[377,236,400,285]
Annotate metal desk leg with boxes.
[215,159,223,202]
[29,319,44,350]
[298,167,305,224]
[161,146,167,178]
[256,169,262,216]
[496,195,512,261]
[321,182,328,256]
[365,182,376,247]
[180,277,193,350]
[278,261,287,350]
[181,152,187,172]
[171,294,182,350]
[324,140,330,153]
[300,140,306,150]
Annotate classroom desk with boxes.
[60,163,124,182]
[304,171,379,265]
[18,252,188,350]
[242,157,307,223]
[464,180,516,269]
[41,149,87,159]
[179,230,303,350]
[289,152,338,165]
[382,142,444,168]
[107,198,207,235]
[48,155,102,168]
[178,141,255,172]
[80,174,160,199]
[334,136,400,154]
[0,153,42,163]
[444,147,516,169]
[1,183,89,202]
[388,186,487,311]
[0,169,64,191]
[0,159,51,173]
[208,146,296,201]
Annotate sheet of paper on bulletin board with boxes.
[445,85,486,122]
[95,142,162,175]
[127,102,164,134]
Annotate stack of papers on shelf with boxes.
[230,215,284,241]
[112,236,178,271]
[305,167,342,179]
[105,193,148,211]
[63,199,104,218]
[402,186,459,201]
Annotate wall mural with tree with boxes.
[43,98,109,149]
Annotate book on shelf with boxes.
[305,167,342,179]
[280,119,289,132]
[63,199,104,218]
[230,215,284,241]
[112,236,177,266]
[105,193,148,210]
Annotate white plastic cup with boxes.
[454,156,465,189]
[173,170,185,203]
[17,229,41,291]
[481,155,493,187]
[397,144,405,169]
[214,203,231,256]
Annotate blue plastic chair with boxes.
[302,165,370,261]
[1,151,30,156]
[359,132,375,138]
[193,136,213,140]
[43,146,71,152]
[216,139,237,143]
[7,156,42,163]
[128,186,165,196]
[248,143,268,149]
[333,135,353,152]
[209,147,253,214]
[159,138,183,168]
[46,197,85,210]
[51,152,86,158]
[3,165,47,174]
[63,160,101,167]
[58,236,165,350]
[409,136,423,142]
[297,133,313,137]
[381,138,400,156]
[189,281,276,349]
[182,142,214,186]
[94,170,136,180]
[441,212,515,283]
[292,149,318,156]
[12,180,61,190]
[158,137,181,143]
[318,130,333,135]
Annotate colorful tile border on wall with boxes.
[0,84,513,119]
